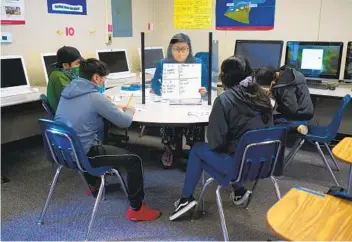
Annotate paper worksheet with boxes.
[161,63,201,100]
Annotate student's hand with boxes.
[116,103,128,110]
[126,106,136,115]
[198,87,207,96]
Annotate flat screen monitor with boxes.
[285,41,343,80]
[234,40,284,70]
[96,49,130,74]
[1,56,30,90]
[344,41,352,81]
[41,53,57,84]
[139,47,164,70]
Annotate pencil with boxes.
[127,93,134,107]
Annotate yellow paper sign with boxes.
[174,0,213,29]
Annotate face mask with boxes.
[71,66,80,78]
[62,67,79,79]
[97,77,106,93]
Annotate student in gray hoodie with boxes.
[55,58,160,221]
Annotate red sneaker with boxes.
[84,185,98,197]
[126,204,161,221]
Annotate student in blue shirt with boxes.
[151,33,209,168]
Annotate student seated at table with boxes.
[47,46,82,112]
[169,56,273,221]
[151,33,209,168]
[255,66,314,134]
[55,58,160,221]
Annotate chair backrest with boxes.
[326,94,351,140]
[195,52,209,71]
[38,119,111,176]
[222,127,287,186]
[40,94,55,119]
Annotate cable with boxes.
[317,0,323,40]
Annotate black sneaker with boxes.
[169,197,197,221]
[230,189,251,206]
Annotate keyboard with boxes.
[307,83,329,90]
[1,88,33,97]
[107,72,136,80]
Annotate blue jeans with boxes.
[181,142,242,198]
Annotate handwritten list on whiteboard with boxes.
[174,0,213,29]
[162,64,201,100]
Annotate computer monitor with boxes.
[1,55,30,90]
[285,41,343,80]
[234,40,284,70]
[96,49,130,75]
[41,53,57,84]
[139,47,164,72]
[344,41,352,82]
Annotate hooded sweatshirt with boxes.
[55,77,133,153]
[207,84,273,153]
[151,33,208,95]
[271,66,314,121]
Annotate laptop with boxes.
[1,55,33,97]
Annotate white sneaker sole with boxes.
[169,200,197,221]
[231,190,251,206]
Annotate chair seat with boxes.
[303,125,332,143]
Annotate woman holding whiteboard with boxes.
[151,33,208,168]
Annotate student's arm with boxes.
[151,61,163,96]
[207,97,228,151]
[91,93,133,128]
[54,74,72,100]
[273,86,299,118]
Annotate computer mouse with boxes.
[328,86,336,90]
[32,88,39,92]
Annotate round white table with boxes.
[105,86,212,127]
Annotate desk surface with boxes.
[1,87,47,108]
[267,187,352,241]
[308,84,352,98]
[332,137,352,165]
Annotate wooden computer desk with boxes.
[267,187,352,241]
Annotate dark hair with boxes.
[220,56,253,88]
[166,33,195,63]
[220,56,272,121]
[255,66,277,86]
[79,58,110,81]
[56,46,82,68]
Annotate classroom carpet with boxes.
[1,134,350,241]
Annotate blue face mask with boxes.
[97,85,106,94]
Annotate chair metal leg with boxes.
[192,177,214,219]
[216,185,229,242]
[111,168,128,198]
[79,172,94,197]
[270,176,281,200]
[324,142,340,171]
[243,179,260,209]
[347,166,352,194]
[315,142,340,186]
[139,126,146,138]
[201,171,205,212]
[86,175,105,241]
[284,138,305,170]
[38,165,63,225]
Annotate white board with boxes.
[161,63,201,100]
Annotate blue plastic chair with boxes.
[284,94,351,186]
[40,94,55,119]
[192,127,287,241]
[37,119,128,240]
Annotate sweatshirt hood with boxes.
[274,66,306,88]
[61,77,99,99]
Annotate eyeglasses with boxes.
[172,47,189,53]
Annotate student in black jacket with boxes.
[255,65,314,133]
[169,56,273,221]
